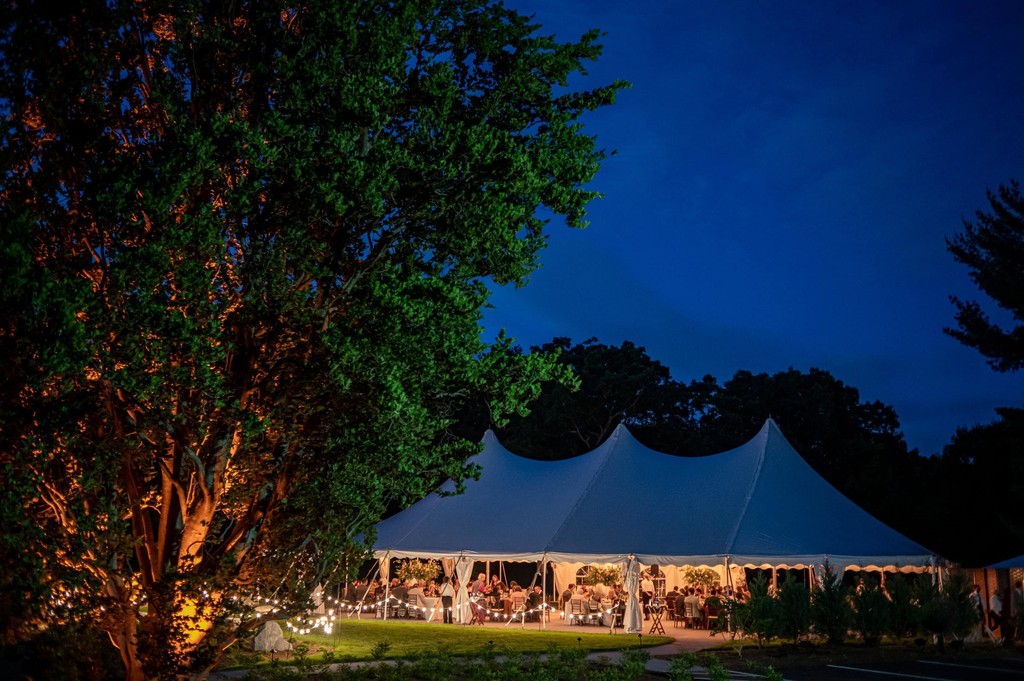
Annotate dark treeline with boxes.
[458,336,1024,568]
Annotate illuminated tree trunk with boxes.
[0,2,622,678]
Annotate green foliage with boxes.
[680,567,720,591]
[946,179,1024,373]
[776,574,812,642]
[618,648,650,680]
[701,653,731,681]
[915,570,977,642]
[667,652,699,681]
[370,640,392,661]
[396,559,441,584]
[737,575,781,646]
[583,565,622,587]
[936,408,1024,563]
[496,338,711,457]
[810,562,851,645]
[885,572,921,642]
[0,620,123,681]
[0,1,624,677]
[849,576,891,646]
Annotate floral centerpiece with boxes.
[681,566,719,590]
[396,558,441,584]
[583,564,622,587]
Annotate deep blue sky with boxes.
[482,0,1024,456]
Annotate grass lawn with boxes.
[221,618,674,669]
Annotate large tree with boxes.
[946,179,1024,372]
[934,408,1024,563]
[496,337,716,458]
[0,2,623,678]
[942,179,1024,562]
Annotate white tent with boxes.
[988,555,1024,569]
[373,419,935,583]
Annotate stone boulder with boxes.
[253,620,293,652]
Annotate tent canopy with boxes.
[987,555,1024,569]
[373,419,935,569]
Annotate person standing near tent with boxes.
[561,583,576,608]
[969,584,996,641]
[1012,581,1024,641]
[640,571,654,620]
[990,589,1005,644]
[440,576,455,624]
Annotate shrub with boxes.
[850,575,891,646]
[619,648,651,680]
[370,639,392,660]
[8,621,122,681]
[810,561,850,645]
[739,574,780,646]
[667,652,700,681]
[776,574,812,642]
[915,570,977,649]
[884,572,919,643]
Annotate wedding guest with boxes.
[440,576,455,624]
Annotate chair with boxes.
[569,598,586,625]
[705,599,721,632]
[406,593,424,619]
[468,598,486,625]
[683,600,702,629]
[510,596,527,621]
[665,598,676,624]
[387,595,407,619]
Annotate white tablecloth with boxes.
[419,596,441,621]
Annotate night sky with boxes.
[482,0,1024,456]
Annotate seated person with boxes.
[348,580,367,604]
[588,591,603,617]
[390,578,408,602]
[529,585,544,608]
[507,581,526,613]
[527,585,545,619]
[471,573,488,595]
[568,588,591,623]
[674,590,687,623]
[407,581,425,601]
[684,588,704,626]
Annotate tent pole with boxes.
[542,557,548,629]
[382,552,391,621]
[352,559,381,619]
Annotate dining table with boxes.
[418,595,441,621]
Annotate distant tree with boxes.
[697,368,908,460]
[497,338,715,457]
[933,407,1024,563]
[940,178,1024,563]
[0,2,624,678]
[946,179,1024,372]
[682,368,930,543]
